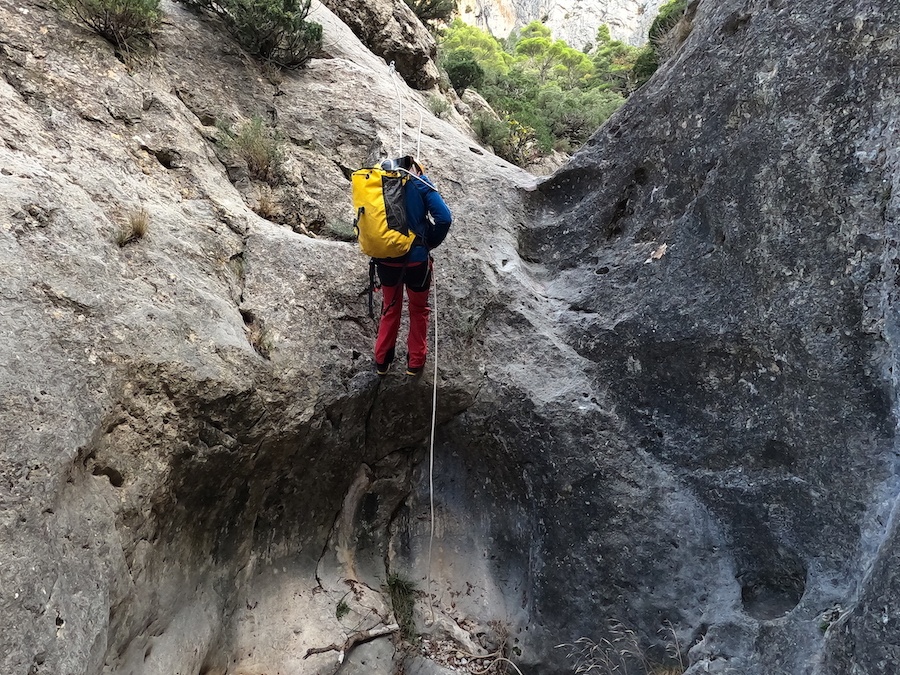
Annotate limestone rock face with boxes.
[0,1,526,673]
[457,0,667,49]
[2,0,900,674]
[319,0,441,89]
[521,0,900,672]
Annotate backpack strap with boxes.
[367,258,380,319]
[353,206,364,240]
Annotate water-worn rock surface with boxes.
[523,0,900,672]
[2,0,900,674]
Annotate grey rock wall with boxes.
[0,1,528,673]
[319,0,441,89]
[522,0,900,672]
[2,0,900,673]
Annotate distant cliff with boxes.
[456,0,666,48]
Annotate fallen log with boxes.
[303,623,400,665]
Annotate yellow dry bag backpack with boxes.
[351,160,417,259]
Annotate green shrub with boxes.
[631,45,659,86]
[58,0,160,50]
[633,0,692,85]
[178,0,322,69]
[219,116,284,184]
[472,112,535,165]
[538,86,624,146]
[427,94,451,118]
[444,49,485,95]
[472,112,506,149]
[648,0,688,42]
[404,0,455,26]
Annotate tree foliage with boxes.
[438,6,689,165]
[57,0,161,50]
[440,19,510,78]
[591,24,644,94]
[440,20,630,158]
[177,0,322,69]
[404,0,455,26]
[444,49,485,94]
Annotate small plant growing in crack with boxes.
[218,116,284,185]
[240,309,273,359]
[386,572,417,642]
[116,208,150,247]
[254,190,280,220]
[336,598,350,621]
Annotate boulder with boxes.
[319,0,441,90]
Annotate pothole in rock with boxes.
[740,564,806,620]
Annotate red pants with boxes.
[374,261,431,368]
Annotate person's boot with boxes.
[376,346,395,375]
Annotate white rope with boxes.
[416,109,423,161]
[425,268,438,625]
[389,61,403,157]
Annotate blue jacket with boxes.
[380,173,451,263]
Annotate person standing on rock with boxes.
[374,156,452,376]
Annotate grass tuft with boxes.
[386,573,417,642]
[427,94,451,119]
[116,208,149,246]
[254,191,280,220]
[557,619,686,675]
[219,116,284,185]
[652,15,693,62]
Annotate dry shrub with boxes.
[254,191,280,220]
[653,15,693,62]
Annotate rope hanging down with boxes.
[388,60,425,163]
[425,268,438,626]
[384,62,527,675]
[389,61,403,157]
